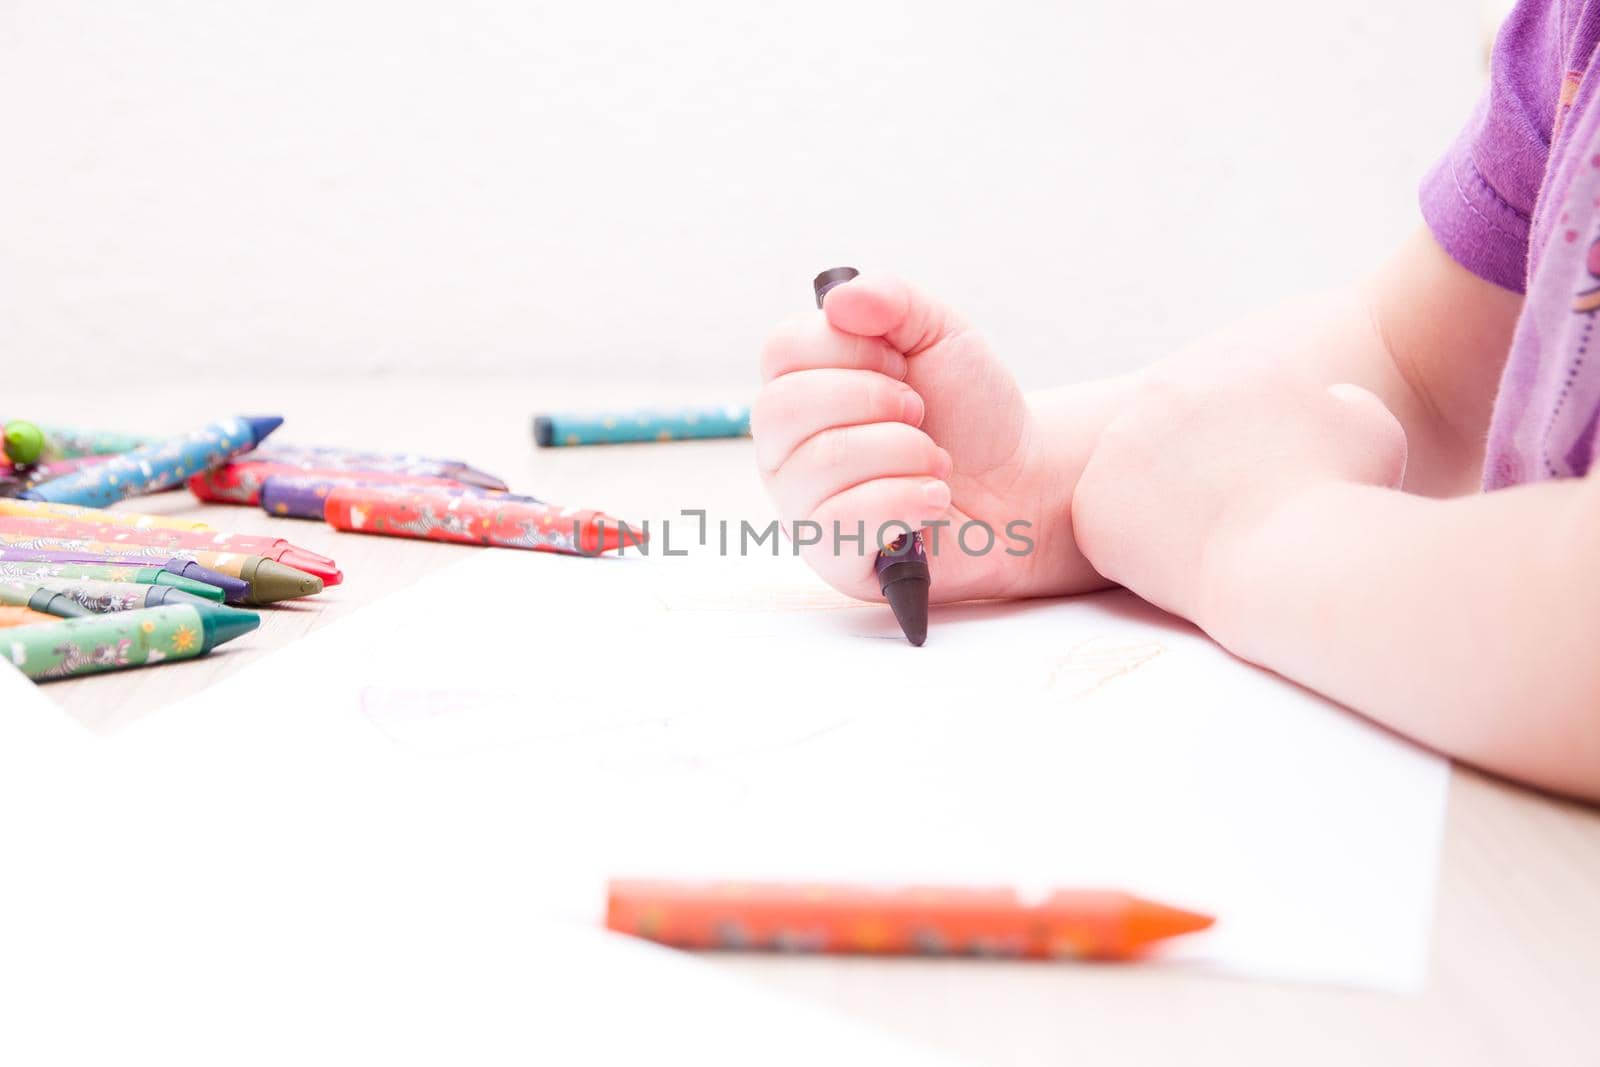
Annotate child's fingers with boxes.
[797,476,953,598]
[751,369,925,472]
[765,421,951,521]
[760,314,909,382]
[820,273,972,356]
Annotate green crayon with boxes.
[2,421,46,465]
[0,560,225,601]
[0,420,159,462]
[0,580,93,619]
[37,578,214,614]
[2,602,261,681]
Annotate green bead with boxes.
[3,421,45,465]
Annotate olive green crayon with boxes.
[232,556,323,605]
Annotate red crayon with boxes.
[0,515,342,587]
[607,880,1215,961]
[190,462,471,506]
[322,485,642,556]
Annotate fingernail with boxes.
[900,391,925,425]
[935,448,953,478]
[886,351,909,379]
[922,479,951,511]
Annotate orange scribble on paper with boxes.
[1044,638,1164,700]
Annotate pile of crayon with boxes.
[1,406,670,686]
[0,416,333,683]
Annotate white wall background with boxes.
[0,1,1484,388]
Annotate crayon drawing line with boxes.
[1043,638,1164,701]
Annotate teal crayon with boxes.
[533,404,751,447]
[2,602,260,681]
[0,580,94,619]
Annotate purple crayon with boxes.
[813,267,932,646]
[246,446,507,490]
[258,473,527,521]
[0,547,249,603]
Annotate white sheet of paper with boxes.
[0,672,962,1066]
[121,547,1450,994]
[0,812,962,1066]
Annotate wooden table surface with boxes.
[11,378,1600,1067]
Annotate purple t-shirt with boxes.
[1420,0,1600,487]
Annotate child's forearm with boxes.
[1208,480,1600,800]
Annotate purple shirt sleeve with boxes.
[1420,0,1565,293]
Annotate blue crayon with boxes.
[533,404,751,447]
[25,416,282,508]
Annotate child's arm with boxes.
[1080,434,1600,800]
[1070,235,1599,800]
[1222,480,1599,800]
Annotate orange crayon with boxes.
[606,880,1214,961]
[0,606,58,628]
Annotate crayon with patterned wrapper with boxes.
[1,457,115,497]
[322,485,641,556]
[533,403,751,447]
[0,497,213,532]
[24,416,283,508]
[0,580,94,619]
[606,880,1215,961]
[0,547,248,602]
[0,515,342,587]
[259,473,535,521]
[35,578,215,614]
[244,446,508,490]
[0,535,318,605]
[814,266,931,647]
[2,601,260,682]
[0,607,56,628]
[0,560,224,601]
[191,462,476,506]
[0,421,159,461]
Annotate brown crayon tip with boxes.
[882,572,929,647]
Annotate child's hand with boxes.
[753,274,1103,603]
[1071,371,1408,639]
